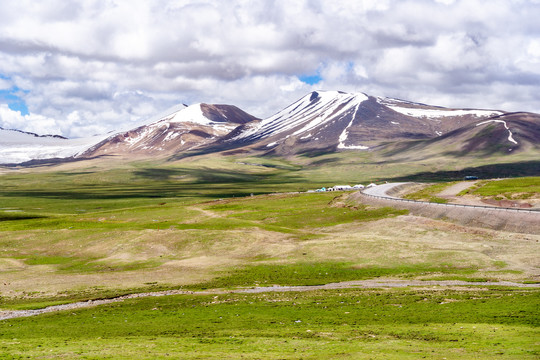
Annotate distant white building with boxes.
[332,185,353,191]
[352,184,365,189]
[366,183,378,188]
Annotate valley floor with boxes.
[0,157,538,358]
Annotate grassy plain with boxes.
[1,288,538,359]
[0,151,539,358]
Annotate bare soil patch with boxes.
[481,198,533,208]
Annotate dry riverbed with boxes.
[2,279,539,321]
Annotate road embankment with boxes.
[353,183,540,234]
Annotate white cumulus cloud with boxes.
[0,0,538,137]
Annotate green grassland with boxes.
[0,288,538,359]
[0,151,539,358]
[460,177,540,199]
[0,153,538,300]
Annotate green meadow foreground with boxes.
[1,288,538,359]
[0,153,539,358]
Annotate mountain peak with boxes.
[79,102,260,158]
[225,90,513,155]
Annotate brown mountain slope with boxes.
[226,91,505,156]
[379,112,540,159]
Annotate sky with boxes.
[0,0,539,138]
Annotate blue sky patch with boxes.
[299,73,322,85]
[0,87,29,116]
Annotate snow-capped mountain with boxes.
[228,90,503,155]
[2,90,536,165]
[0,127,106,164]
[80,103,259,158]
[233,91,370,150]
[0,102,258,164]
[0,102,194,165]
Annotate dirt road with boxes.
[437,181,478,197]
[361,182,409,198]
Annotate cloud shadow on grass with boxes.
[388,160,540,182]
[0,166,308,201]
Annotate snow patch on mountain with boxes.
[385,103,502,118]
[237,91,369,142]
[163,132,181,142]
[476,119,518,145]
[377,97,503,119]
[169,104,239,132]
[337,143,369,150]
[337,102,369,150]
[169,104,209,125]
